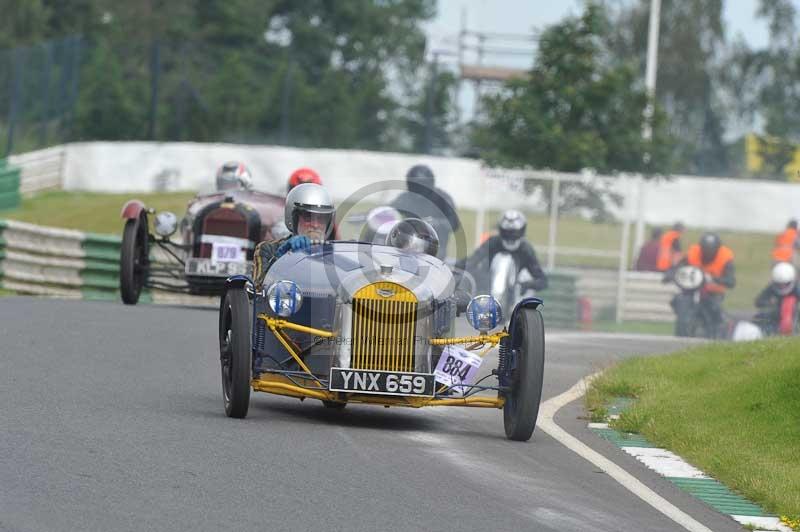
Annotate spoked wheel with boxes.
[120,217,148,305]
[219,286,251,418]
[503,307,545,442]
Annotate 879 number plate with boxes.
[329,368,435,397]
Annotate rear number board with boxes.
[329,368,435,397]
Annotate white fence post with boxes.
[547,177,560,271]
[633,175,646,261]
[615,178,635,323]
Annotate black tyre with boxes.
[674,316,693,337]
[322,401,347,410]
[219,286,251,418]
[120,217,148,305]
[503,307,545,441]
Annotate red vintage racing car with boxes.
[119,188,287,304]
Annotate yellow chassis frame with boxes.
[252,314,509,409]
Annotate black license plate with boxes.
[329,368,435,397]
[185,258,251,277]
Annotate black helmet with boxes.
[386,218,439,257]
[406,164,435,192]
[699,232,721,263]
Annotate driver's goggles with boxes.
[298,212,330,225]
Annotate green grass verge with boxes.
[1,190,195,235]
[0,191,775,310]
[586,338,800,519]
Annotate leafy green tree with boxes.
[0,0,50,48]
[400,66,459,154]
[74,45,142,139]
[473,3,673,174]
[603,0,729,175]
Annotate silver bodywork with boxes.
[261,242,457,374]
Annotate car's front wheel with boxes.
[120,217,147,305]
[503,307,545,442]
[219,286,251,418]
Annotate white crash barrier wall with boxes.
[52,141,800,234]
[8,146,65,194]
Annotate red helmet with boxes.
[288,167,322,192]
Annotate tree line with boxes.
[2,0,799,180]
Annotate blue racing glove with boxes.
[276,235,311,257]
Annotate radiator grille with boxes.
[200,208,248,258]
[351,282,417,372]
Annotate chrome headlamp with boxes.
[267,280,303,317]
[465,295,503,333]
[154,211,178,237]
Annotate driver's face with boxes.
[297,212,328,240]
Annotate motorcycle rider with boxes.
[456,209,548,293]
[669,232,735,337]
[287,167,322,193]
[389,164,460,260]
[216,161,253,191]
[771,219,798,263]
[253,183,335,288]
[754,261,800,335]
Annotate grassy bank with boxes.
[0,190,775,310]
[586,338,800,519]
[0,190,195,234]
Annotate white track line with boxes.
[620,447,710,479]
[538,373,714,532]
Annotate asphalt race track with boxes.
[0,298,745,531]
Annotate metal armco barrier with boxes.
[558,268,677,323]
[539,272,579,329]
[0,219,675,320]
[0,219,217,306]
[0,160,22,210]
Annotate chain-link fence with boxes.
[2,36,448,158]
[1,36,83,157]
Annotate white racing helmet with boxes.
[498,209,527,251]
[771,261,796,295]
[216,161,252,191]
[284,183,335,238]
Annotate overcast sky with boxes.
[426,0,775,121]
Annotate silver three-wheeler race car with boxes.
[218,234,546,441]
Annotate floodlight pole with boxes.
[634,0,662,259]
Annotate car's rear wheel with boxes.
[120,217,148,305]
[219,286,251,418]
[503,307,545,442]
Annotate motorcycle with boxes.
[670,265,726,338]
[671,265,770,341]
[752,292,800,336]
[461,252,536,319]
